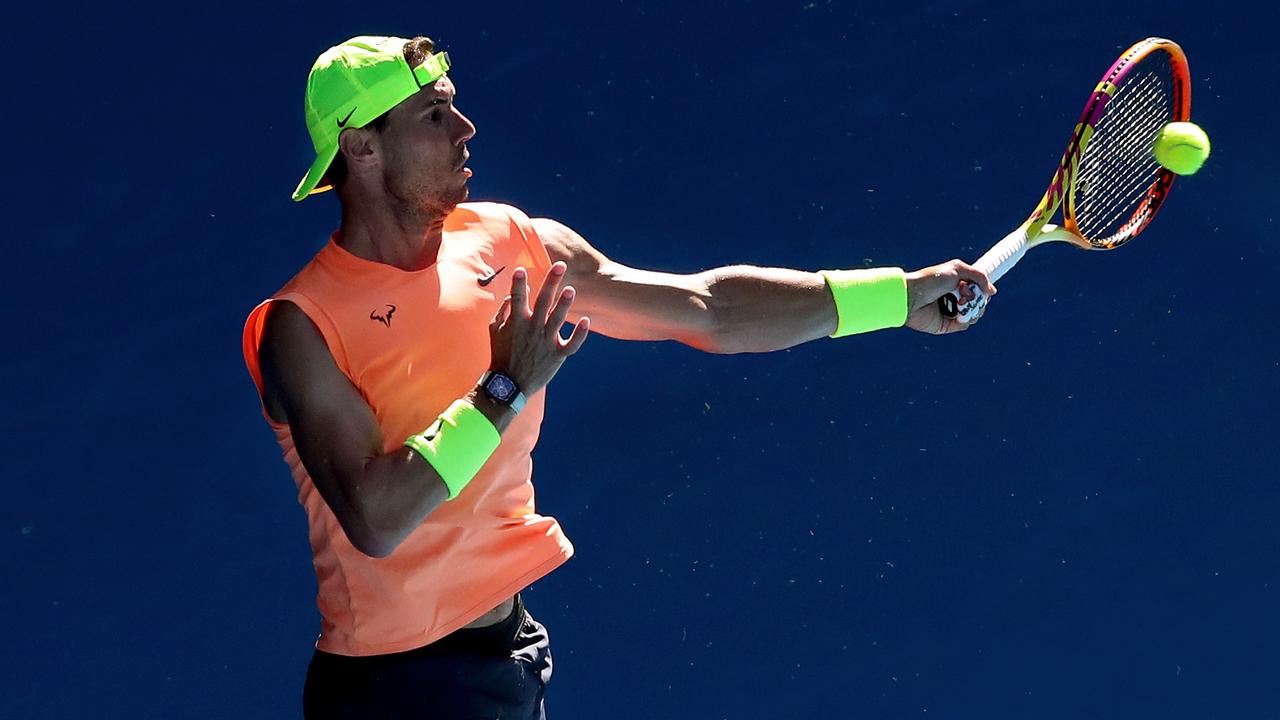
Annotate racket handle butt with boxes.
[937,285,988,324]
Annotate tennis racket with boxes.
[939,37,1192,323]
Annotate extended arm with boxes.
[534,218,994,354]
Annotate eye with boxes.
[428,109,443,124]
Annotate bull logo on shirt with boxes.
[370,304,397,327]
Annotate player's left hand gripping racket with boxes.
[939,37,1192,323]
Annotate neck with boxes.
[336,193,450,272]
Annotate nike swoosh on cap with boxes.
[336,107,357,128]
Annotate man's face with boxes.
[374,77,477,214]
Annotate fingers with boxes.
[560,317,591,356]
[545,286,575,337]
[545,283,589,355]
[491,297,512,327]
[531,262,568,325]
[510,267,530,317]
[952,261,997,296]
[501,261,589,353]
[955,300,986,330]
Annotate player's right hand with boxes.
[488,262,591,396]
[903,259,996,334]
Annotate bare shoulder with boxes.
[258,300,344,424]
[532,217,610,274]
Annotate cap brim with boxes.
[292,143,340,202]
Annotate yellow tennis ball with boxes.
[1153,121,1211,175]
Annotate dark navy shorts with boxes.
[303,594,552,719]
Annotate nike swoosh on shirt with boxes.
[478,266,506,287]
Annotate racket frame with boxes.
[941,37,1192,322]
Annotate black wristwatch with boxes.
[479,370,527,414]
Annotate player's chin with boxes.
[432,183,469,212]
[452,173,471,200]
[453,185,470,207]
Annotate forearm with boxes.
[347,387,514,557]
[698,265,841,353]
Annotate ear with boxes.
[337,128,379,175]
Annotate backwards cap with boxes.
[293,35,452,201]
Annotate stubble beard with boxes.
[386,172,468,223]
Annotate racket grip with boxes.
[937,226,1033,323]
[939,284,989,323]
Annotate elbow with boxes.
[695,268,765,355]
[334,461,448,559]
[343,521,400,559]
[684,276,735,354]
[353,533,399,559]
[339,505,407,559]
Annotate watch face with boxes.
[488,374,516,400]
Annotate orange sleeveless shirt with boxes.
[242,202,574,657]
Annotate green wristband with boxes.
[819,268,908,337]
[404,399,501,500]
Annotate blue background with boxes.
[5,2,1276,718]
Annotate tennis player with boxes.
[242,35,995,720]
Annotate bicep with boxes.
[259,302,385,534]
[532,217,717,345]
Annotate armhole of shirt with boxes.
[502,204,553,275]
[242,290,350,426]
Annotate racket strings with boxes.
[1079,67,1169,194]
[1075,83,1168,234]
[1089,83,1170,180]
[1074,61,1171,238]
[1075,72,1168,238]
[1073,53,1174,246]
[1083,84,1168,215]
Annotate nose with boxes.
[453,108,477,145]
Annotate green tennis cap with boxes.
[293,35,452,202]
